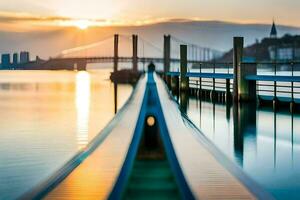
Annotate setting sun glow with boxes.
[74,20,92,30]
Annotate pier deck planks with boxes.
[155,75,259,199]
[44,73,267,200]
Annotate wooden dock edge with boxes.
[156,74,275,200]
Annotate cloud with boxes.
[0,11,185,29]
[0,11,71,22]
[0,11,109,26]
[0,11,113,31]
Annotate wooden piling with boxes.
[233,37,244,102]
[290,102,295,113]
[171,75,179,94]
[132,35,138,72]
[238,62,257,101]
[199,63,202,97]
[164,35,171,73]
[114,34,119,73]
[166,75,171,89]
[180,45,189,91]
[211,62,216,100]
[180,91,189,113]
[226,78,231,103]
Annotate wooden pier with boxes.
[20,71,272,199]
[164,37,300,113]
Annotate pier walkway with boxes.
[155,75,268,199]
[44,77,146,199]
[22,72,271,199]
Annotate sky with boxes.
[0,0,300,31]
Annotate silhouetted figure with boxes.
[148,62,155,72]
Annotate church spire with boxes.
[270,20,277,38]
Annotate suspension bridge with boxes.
[33,34,223,71]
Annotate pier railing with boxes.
[255,61,300,101]
[189,62,233,94]
[188,61,300,99]
[164,39,300,112]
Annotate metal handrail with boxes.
[189,78,299,97]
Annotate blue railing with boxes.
[166,61,300,101]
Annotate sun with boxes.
[74,20,91,30]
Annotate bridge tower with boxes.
[114,34,119,72]
[164,35,171,73]
[132,35,138,72]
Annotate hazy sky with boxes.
[0,0,299,30]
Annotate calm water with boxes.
[182,96,300,199]
[0,69,132,200]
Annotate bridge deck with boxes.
[24,73,271,199]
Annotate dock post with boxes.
[114,34,119,73]
[226,78,231,103]
[238,62,257,101]
[180,45,189,91]
[290,101,295,113]
[166,74,171,89]
[291,82,295,113]
[199,63,202,98]
[171,75,179,94]
[233,37,244,102]
[211,62,216,101]
[164,35,171,84]
[164,35,171,73]
[132,34,138,72]
[180,91,189,113]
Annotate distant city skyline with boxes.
[0,0,300,31]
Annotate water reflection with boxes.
[179,91,189,113]
[75,71,91,149]
[183,96,300,199]
[0,70,133,200]
[233,102,257,166]
[114,82,118,114]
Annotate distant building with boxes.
[13,53,18,65]
[219,21,300,62]
[269,46,295,60]
[270,21,277,39]
[267,21,300,60]
[1,54,10,68]
[267,21,300,61]
[20,51,30,63]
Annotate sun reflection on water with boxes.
[75,71,91,149]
